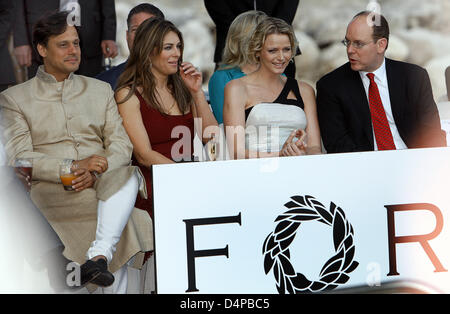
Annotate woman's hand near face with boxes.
[180,62,219,143]
[180,62,203,95]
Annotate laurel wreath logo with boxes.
[263,195,359,293]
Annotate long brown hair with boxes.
[116,18,192,114]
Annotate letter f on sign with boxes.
[183,213,242,292]
[385,203,447,276]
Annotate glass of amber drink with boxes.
[59,161,78,191]
[14,158,33,190]
[14,158,33,180]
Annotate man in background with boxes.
[0,1,16,92]
[96,3,164,89]
[13,0,117,78]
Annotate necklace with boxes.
[155,86,179,115]
[164,98,177,115]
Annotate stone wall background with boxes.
[115,0,450,101]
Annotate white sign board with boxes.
[153,148,450,294]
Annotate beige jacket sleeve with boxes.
[0,92,67,183]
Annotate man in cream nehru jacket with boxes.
[0,11,152,293]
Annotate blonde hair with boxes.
[248,17,298,65]
[219,10,267,70]
[116,18,192,114]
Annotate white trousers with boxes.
[86,172,138,263]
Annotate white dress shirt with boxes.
[359,58,407,150]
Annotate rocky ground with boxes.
[115,0,450,101]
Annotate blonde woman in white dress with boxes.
[223,17,322,159]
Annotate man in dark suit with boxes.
[204,0,300,77]
[13,0,117,78]
[96,3,164,90]
[0,1,16,92]
[316,11,446,153]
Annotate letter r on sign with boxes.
[385,203,447,276]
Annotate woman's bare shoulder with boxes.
[225,76,248,91]
[224,76,248,100]
[297,80,316,101]
[115,87,140,106]
[115,86,130,99]
[297,81,314,94]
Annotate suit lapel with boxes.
[347,66,374,148]
[385,58,404,128]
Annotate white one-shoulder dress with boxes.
[245,78,307,153]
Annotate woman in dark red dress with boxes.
[115,18,218,218]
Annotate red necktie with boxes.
[366,73,396,150]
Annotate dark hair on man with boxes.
[126,3,165,29]
[353,11,390,47]
[32,10,79,49]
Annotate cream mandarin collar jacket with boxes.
[0,66,152,275]
[2,66,133,183]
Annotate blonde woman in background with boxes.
[206,11,267,160]
[208,10,267,125]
